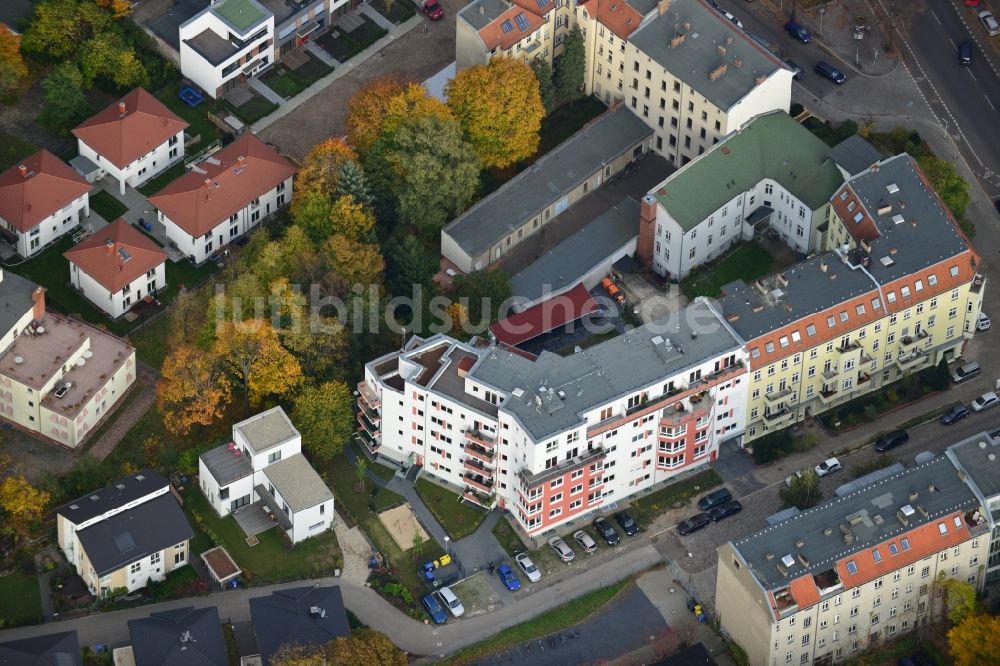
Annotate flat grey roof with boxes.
[184,29,239,67]
[0,270,37,343]
[511,198,640,303]
[234,407,299,453]
[629,0,785,111]
[69,154,100,177]
[443,106,652,258]
[57,470,169,524]
[201,443,253,487]
[262,453,333,512]
[731,455,980,592]
[828,135,883,176]
[947,432,1000,501]
[472,299,741,440]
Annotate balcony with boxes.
[357,411,380,438]
[899,330,929,349]
[463,457,494,478]
[764,387,793,404]
[971,273,985,294]
[818,386,840,405]
[763,408,794,427]
[357,401,380,426]
[857,372,872,385]
[895,349,928,371]
[822,365,840,381]
[356,429,380,454]
[463,490,496,509]
[836,340,862,354]
[464,441,496,465]
[357,381,380,409]
[519,445,606,489]
[463,473,494,494]
[464,429,495,447]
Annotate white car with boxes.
[436,586,464,617]
[981,11,1000,36]
[722,10,744,29]
[548,536,575,562]
[515,552,542,582]
[573,530,597,554]
[815,457,842,477]
[978,312,991,331]
[783,469,805,487]
[971,391,999,412]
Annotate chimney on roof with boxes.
[670,33,686,48]
[725,35,733,45]
[105,239,114,254]
[709,64,728,81]
[755,74,767,86]
[733,56,742,68]
[683,21,691,31]
[717,45,727,57]
[657,0,671,15]
[118,101,126,115]
[636,194,657,269]
[479,3,484,13]
[820,260,828,273]
[237,155,246,168]
[31,287,45,321]
[204,178,212,189]
[17,164,27,178]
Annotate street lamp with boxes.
[444,536,450,556]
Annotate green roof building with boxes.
[638,111,845,280]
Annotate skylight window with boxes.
[846,560,858,574]
[827,316,835,328]
[872,549,882,563]
[938,522,948,535]
[856,304,865,316]
[950,265,959,277]
[901,538,910,551]
[928,274,938,286]
[953,515,962,528]
[751,347,760,358]
[806,324,816,336]
[839,311,849,322]
[501,20,513,33]
[779,336,789,348]
[872,298,881,310]
[765,342,775,353]
[514,12,530,30]
[853,212,865,224]
[888,543,899,556]
[791,331,801,343]
[886,292,897,304]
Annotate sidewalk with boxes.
[251,13,422,133]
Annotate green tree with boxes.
[531,57,555,114]
[0,26,28,98]
[355,459,368,492]
[40,62,91,134]
[380,114,480,233]
[779,469,823,510]
[23,0,113,60]
[80,32,149,90]
[337,160,374,210]
[917,154,970,220]
[948,612,1000,666]
[291,381,355,462]
[554,27,585,104]
[940,576,978,625]
[384,236,437,298]
[450,269,512,328]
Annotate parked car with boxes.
[971,391,999,412]
[496,563,521,591]
[980,10,1000,36]
[959,40,973,66]
[978,312,991,331]
[785,20,812,43]
[677,512,712,536]
[697,487,733,511]
[783,470,805,487]
[914,451,936,465]
[951,361,981,383]
[413,0,444,20]
[593,517,620,545]
[940,403,971,424]
[437,586,465,617]
[815,61,847,84]
[573,530,597,553]
[709,500,743,522]
[722,10,743,29]
[875,430,909,452]
[785,60,805,80]
[614,510,639,536]
[515,552,542,582]
[815,457,842,477]
[422,593,448,624]
[548,536,575,562]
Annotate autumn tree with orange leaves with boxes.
[214,320,303,409]
[948,612,1000,666]
[95,0,132,19]
[0,475,50,540]
[446,58,544,169]
[157,345,232,437]
[292,138,358,215]
[345,73,410,153]
[0,25,28,98]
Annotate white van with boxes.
[437,586,465,618]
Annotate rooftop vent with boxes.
[909,491,919,502]
[879,256,895,267]
[512,388,524,398]
[766,552,774,560]
[794,538,805,548]
[823,527,832,536]
[797,553,810,567]
[308,606,327,619]
[877,203,892,216]
[892,214,905,225]
[887,183,900,194]
[781,553,796,568]
[901,504,915,517]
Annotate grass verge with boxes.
[629,469,723,527]
[492,517,527,556]
[0,571,42,626]
[414,477,487,540]
[680,242,775,300]
[0,131,39,171]
[89,191,129,221]
[440,578,632,665]
[138,162,186,197]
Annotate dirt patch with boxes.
[450,571,500,616]
[377,503,430,551]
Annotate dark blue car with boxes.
[422,593,448,624]
[497,563,521,591]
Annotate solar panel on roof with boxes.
[501,20,513,33]
[515,13,530,30]
[118,248,132,262]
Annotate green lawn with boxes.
[138,162,186,197]
[369,460,398,482]
[0,131,39,170]
[414,477,487,540]
[629,469,723,528]
[259,53,332,99]
[492,516,527,556]
[316,17,388,62]
[89,191,129,222]
[154,81,223,148]
[225,93,278,125]
[369,0,416,23]
[0,571,42,626]
[441,579,633,665]
[183,486,342,585]
[680,242,776,299]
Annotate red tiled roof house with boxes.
[64,219,168,319]
[0,149,92,259]
[72,88,188,196]
[148,133,295,264]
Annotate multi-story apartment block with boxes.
[180,0,276,99]
[56,471,194,597]
[198,407,335,544]
[715,153,984,444]
[71,88,188,196]
[945,432,1000,586]
[638,112,845,279]
[0,150,92,259]
[360,299,747,536]
[148,133,295,264]
[456,0,576,70]
[0,270,137,448]
[716,453,991,666]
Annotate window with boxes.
[846,560,858,574]
[901,538,910,551]
[873,549,882,563]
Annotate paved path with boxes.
[247,77,285,105]
[332,512,372,586]
[359,3,395,31]
[305,40,339,67]
[92,179,185,262]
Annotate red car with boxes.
[421,0,444,20]
[966,0,981,7]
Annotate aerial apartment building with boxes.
[716,448,991,665]
[456,0,576,70]
[359,299,747,536]
[714,153,984,444]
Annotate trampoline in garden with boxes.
[179,86,204,108]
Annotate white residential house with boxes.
[64,219,168,319]
[56,471,194,596]
[0,149,92,258]
[71,88,188,196]
[179,0,276,99]
[198,407,334,545]
[148,133,295,265]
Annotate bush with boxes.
[751,429,795,464]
